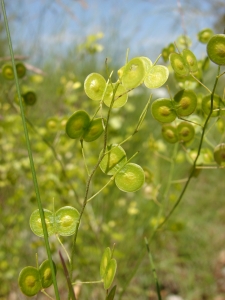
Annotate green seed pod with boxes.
[197,28,214,44]
[46,117,58,132]
[214,143,225,165]
[177,122,195,143]
[84,73,106,100]
[140,56,153,73]
[18,267,41,297]
[168,43,176,53]
[169,53,189,76]
[120,57,146,89]
[162,47,169,62]
[176,35,192,48]
[100,247,111,279]
[23,91,37,106]
[103,83,128,108]
[2,64,14,80]
[182,49,198,73]
[29,209,54,237]
[103,258,117,290]
[144,65,169,89]
[99,144,127,175]
[83,118,105,142]
[55,206,79,236]
[174,89,197,116]
[151,98,176,123]
[65,110,90,139]
[161,124,178,143]
[115,163,145,192]
[16,62,26,78]
[207,34,225,65]
[202,93,222,117]
[39,260,56,289]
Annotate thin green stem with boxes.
[190,73,212,93]
[41,290,55,300]
[80,140,90,176]
[73,280,103,285]
[1,2,60,299]
[57,235,71,263]
[144,237,162,300]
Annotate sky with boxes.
[2,0,222,66]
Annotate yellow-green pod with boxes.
[55,206,79,236]
[2,64,14,80]
[16,62,26,78]
[151,98,176,123]
[18,266,41,297]
[39,260,56,289]
[177,122,195,143]
[29,209,54,237]
[23,91,37,106]
[144,65,169,89]
[202,93,222,117]
[162,47,169,62]
[168,43,176,54]
[169,53,189,76]
[100,247,111,279]
[83,118,105,142]
[197,28,214,44]
[207,34,225,65]
[161,124,178,144]
[120,57,146,89]
[103,83,128,108]
[182,49,198,73]
[65,110,90,139]
[174,89,197,116]
[214,143,225,165]
[140,56,153,73]
[84,73,106,100]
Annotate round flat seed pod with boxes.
[99,145,127,175]
[103,258,117,290]
[140,56,153,73]
[16,62,26,78]
[103,83,128,108]
[18,266,41,297]
[121,57,146,89]
[207,34,225,65]
[2,64,14,80]
[83,118,105,142]
[66,110,90,139]
[144,65,169,89]
[177,122,195,143]
[84,73,106,100]
[151,98,176,123]
[202,94,221,117]
[30,209,54,237]
[162,47,169,62]
[39,260,56,289]
[55,206,79,236]
[174,89,197,116]
[169,53,189,76]
[100,247,111,279]
[176,35,192,48]
[168,43,176,54]
[197,28,214,44]
[115,163,145,192]
[162,124,178,143]
[23,91,37,106]
[214,143,225,165]
[182,49,198,73]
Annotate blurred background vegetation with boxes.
[0,1,225,299]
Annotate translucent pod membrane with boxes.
[66,110,104,142]
[174,89,197,116]
[214,143,225,165]
[202,94,222,117]
[100,247,117,290]
[99,145,127,175]
[176,35,192,48]
[23,91,37,106]
[18,260,56,297]
[29,206,80,237]
[84,72,106,100]
[169,53,189,76]
[207,34,225,65]
[144,65,169,89]
[177,122,195,143]
[2,64,14,80]
[162,124,178,143]
[197,28,214,44]
[115,163,145,192]
[182,49,198,73]
[119,57,146,89]
[151,98,176,123]
[103,83,128,108]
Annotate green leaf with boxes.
[115,163,145,193]
[100,247,111,279]
[106,285,117,300]
[18,266,41,297]
[103,258,117,290]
